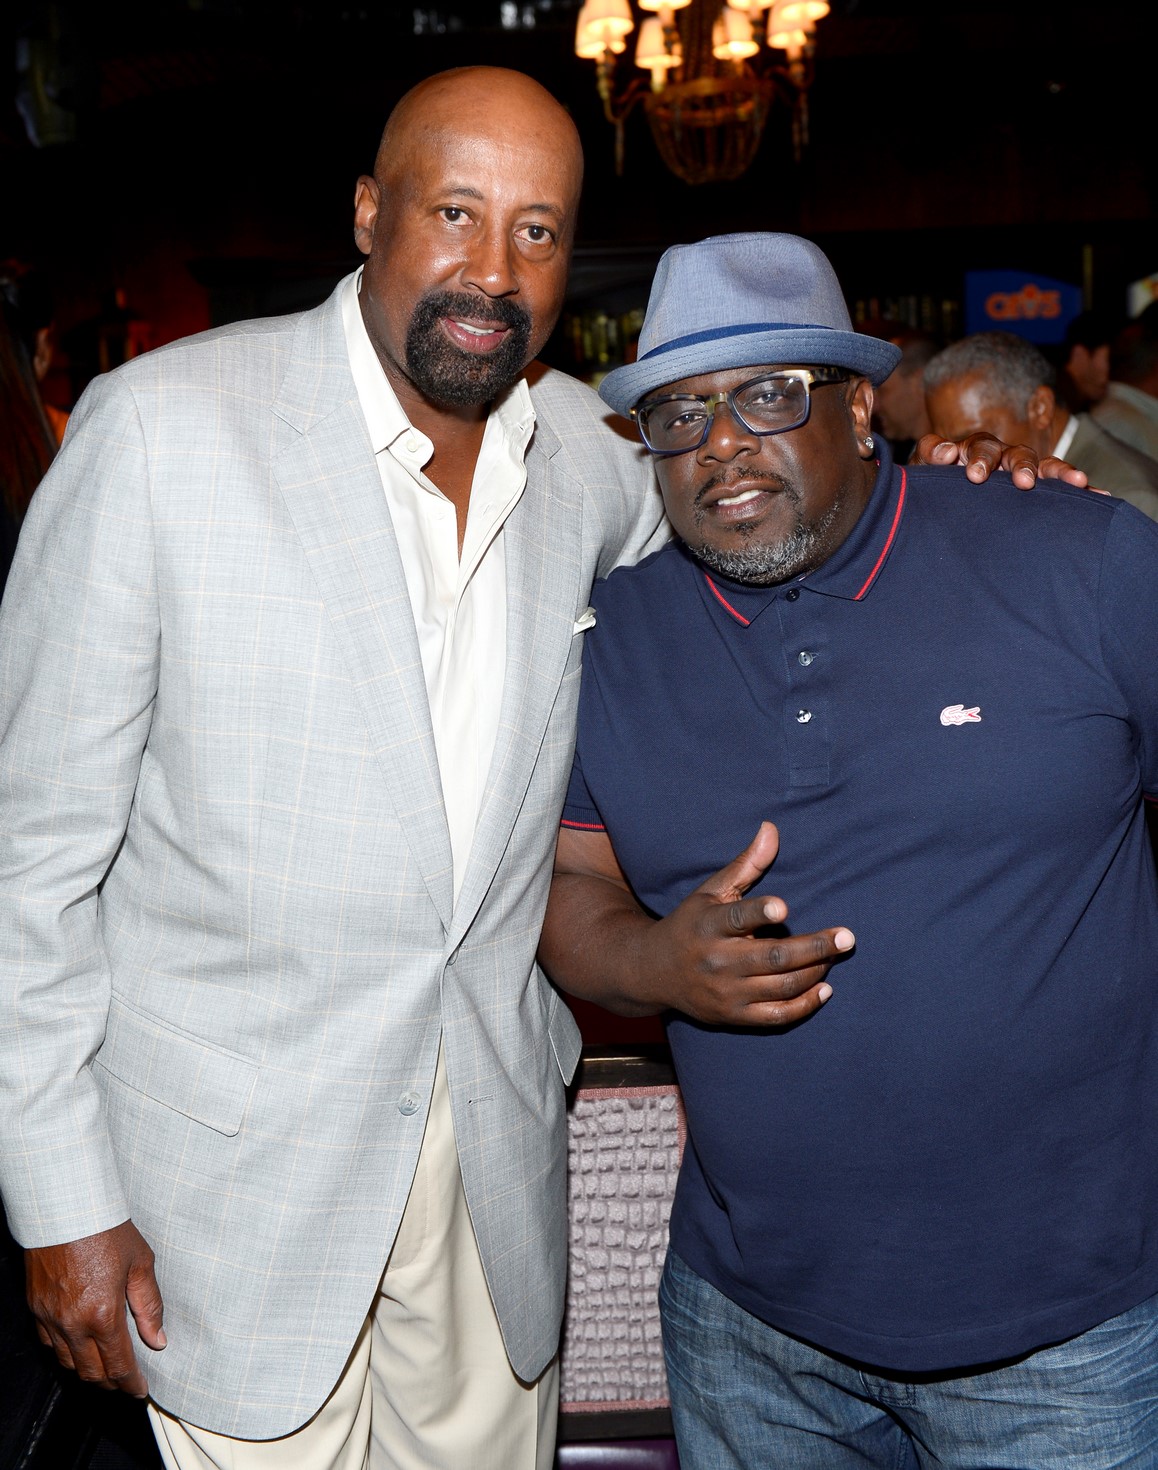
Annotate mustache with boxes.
[694,469,792,510]
[413,289,531,334]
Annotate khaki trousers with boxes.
[148,1048,558,1470]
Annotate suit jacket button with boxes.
[398,1092,422,1116]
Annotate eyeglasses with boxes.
[631,367,850,457]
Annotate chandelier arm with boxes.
[595,59,652,127]
[755,45,816,100]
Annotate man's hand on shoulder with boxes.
[25,1219,166,1397]
[910,432,1091,490]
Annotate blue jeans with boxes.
[660,1250,1158,1469]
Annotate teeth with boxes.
[717,487,763,506]
[454,321,500,336]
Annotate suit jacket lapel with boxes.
[270,287,454,927]
[450,420,582,944]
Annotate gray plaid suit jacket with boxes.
[0,276,666,1437]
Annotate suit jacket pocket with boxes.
[541,968,582,1085]
[93,995,259,1137]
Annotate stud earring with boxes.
[863,434,875,451]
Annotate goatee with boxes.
[405,291,532,407]
[688,477,843,586]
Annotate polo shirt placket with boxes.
[695,464,907,794]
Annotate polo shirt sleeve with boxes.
[561,742,606,832]
[1099,501,1158,798]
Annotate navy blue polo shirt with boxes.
[562,441,1158,1371]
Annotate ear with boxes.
[849,377,875,455]
[353,175,380,257]
[1026,384,1055,431]
[32,325,52,382]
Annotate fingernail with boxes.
[834,928,854,950]
[818,984,833,1003]
[156,1329,167,1348]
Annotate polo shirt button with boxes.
[796,709,812,723]
[798,650,814,666]
[398,1092,422,1115]
[785,588,801,602]
[405,435,418,452]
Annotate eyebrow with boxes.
[440,184,566,222]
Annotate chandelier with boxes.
[574,0,830,185]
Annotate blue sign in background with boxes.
[964,270,1083,344]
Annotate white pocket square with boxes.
[572,607,597,635]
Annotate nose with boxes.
[463,224,519,299]
[699,397,761,462]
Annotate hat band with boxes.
[636,320,837,363]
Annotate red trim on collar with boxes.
[704,465,905,616]
[560,818,607,831]
[703,574,752,626]
[853,467,906,602]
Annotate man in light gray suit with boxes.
[0,65,1075,1470]
[0,66,677,1470]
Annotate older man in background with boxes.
[925,328,1158,519]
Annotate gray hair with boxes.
[923,331,1055,416]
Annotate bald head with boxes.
[352,68,584,420]
[375,68,583,199]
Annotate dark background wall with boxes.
[3,0,1156,406]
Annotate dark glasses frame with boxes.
[631,366,851,456]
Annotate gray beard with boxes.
[691,523,822,585]
[688,492,843,587]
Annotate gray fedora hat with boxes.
[599,232,902,419]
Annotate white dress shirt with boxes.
[342,271,534,903]
[1051,413,1079,462]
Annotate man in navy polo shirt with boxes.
[539,233,1158,1467]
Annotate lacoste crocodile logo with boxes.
[940,704,982,726]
